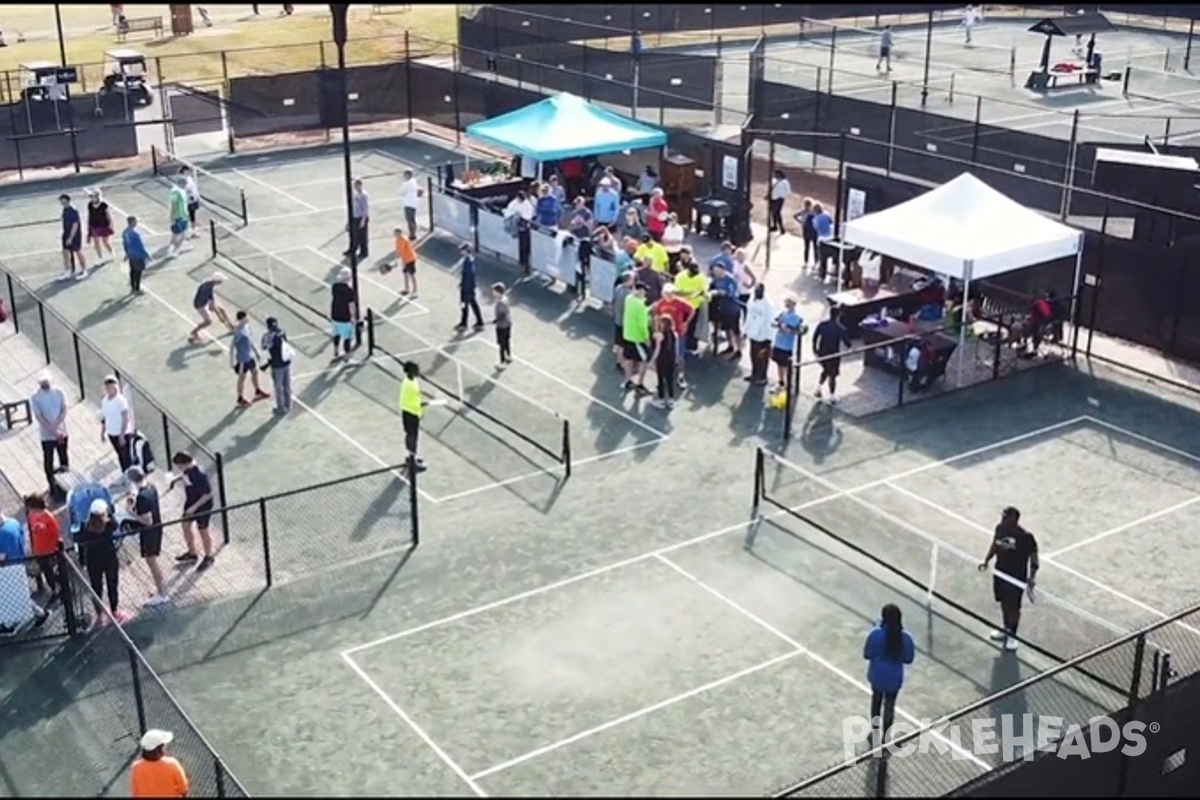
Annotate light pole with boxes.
[53,3,81,173]
[330,3,362,347]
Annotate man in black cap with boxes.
[978,506,1039,652]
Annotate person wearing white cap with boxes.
[329,265,359,363]
[131,729,190,798]
[75,496,127,624]
[30,372,70,495]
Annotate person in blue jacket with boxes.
[863,603,916,745]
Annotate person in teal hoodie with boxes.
[863,603,916,746]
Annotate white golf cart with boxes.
[18,61,68,103]
[101,49,153,106]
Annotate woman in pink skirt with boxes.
[86,189,115,265]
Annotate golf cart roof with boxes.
[106,49,146,62]
[20,61,58,72]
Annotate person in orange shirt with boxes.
[131,729,190,798]
[391,227,419,298]
[24,493,62,598]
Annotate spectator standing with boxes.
[100,376,134,474]
[621,282,652,396]
[492,282,513,368]
[456,243,485,331]
[796,198,818,267]
[652,283,693,390]
[170,452,216,572]
[863,603,915,745]
[122,215,150,295]
[261,317,294,415]
[768,169,791,233]
[708,264,743,359]
[569,198,594,283]
[166,178,191,258]
[611,270,634,372]
[617,205,646,242]
[179,166,202,239]
[0,512,48,635]
[593,178,620,229]
[58,194,88,281]
[634,255,665,305]
[743,284,775,386]
[30,372,69,495]
[732,247,759,320]
[645,188,670,242]
[635,165,658,201]
[398,361,428,473]
[812,306,852,404]
[876,25,894,72]
[673,256,708,355]
[125,466,168,606]
[76,498,125,623]
[131,730,190,798]
[650,314,679,410]
[400,169,423,240]
[230,311,269,408]
[812,203,835,281]
[772,297,805,391]
[535,184,561,229]
[86,189,116,264]
[345,179,370,261]
[505,190,535,273]
[330,267,358,363]
[660,212,686,273]
[24,493,62,598]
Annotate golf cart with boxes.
[101,49,153,106]
[18,61,67,103]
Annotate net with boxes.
[212,222,337,331]
[799,17,1014,77]
[153,145,249,224]
[369,317,569,467]
[756,449,1150,695]
[1124,65,1200,108]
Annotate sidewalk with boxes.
[0,319,264,617]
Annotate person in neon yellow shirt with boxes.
[621,283,652,396]
[633,233,669,273]
[672,254,709,354]
[398,361,428,473]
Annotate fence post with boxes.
[4,273,17,334]
[209,218,217,257]
[1085,206,1108,359]
[215,758,228,799]
[886,82,898,174]
[129,649,149,735]
[426,175,435,234]
[1059,110,1080,222]
[405,31,414,133]
[451,62,462,145]
[991,320,1002,380]
[161,413,172,465]
[71,331,85,400]
[971,96,982,163]
[765,135,776,273]
[215,451,230,543]
[753,447,764,516]
[561,419,571,478]
[1188,20,1196,71]
[782,362,798,441]
[833,132,848,235]
[828,26,837,87]
[408,455,420,549]
[258,497,273,587]
[366,308,377,353]
[57,544,81,634]
[36,302,51,364]
[897,360,906,407]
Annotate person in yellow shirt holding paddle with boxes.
[672,252,709,355]
[633,233,670,273]
[399,361,432,474]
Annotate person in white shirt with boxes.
[400,169,423,240]
[859,250,882,292]
[660,212,686,272]
[732,247,758,320]
[505,190,536,272]
[743,284,776,386]
[636,165,658,199]
[178,166,202,239]
[962,5,980,44]
[99,375,134,474]
[768,169,791,233]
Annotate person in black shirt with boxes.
[456,243,485,331]
[812,306,852,404]
[77,498,126,622]
[261,317,293,415]
[126,466,168,606]
[978,506,1039,652]
[330,267,358,363]
[171,452,215,573]
[85,189,115,265]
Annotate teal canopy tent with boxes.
[465,93,668,161]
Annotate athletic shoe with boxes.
[253,390,271,401]
[677,376,687,389]
[454,324,467,332]
[33,610,49,628]
[197,556,215,573]
[74,271,88,281]
[56,271,73,282]
[1004,637,1020,651]
[496,362,508,371]
[814,388,823,399]
[473,323,486,331]
[175,552,199,565]
[236,397,251,409]
[634,384,651,397]
[143,594,170,607]
[650,398,668,409]
[827,394,839,404]
[989,629,1007,641]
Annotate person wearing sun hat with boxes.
[131,729,190,798]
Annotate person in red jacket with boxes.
[646,187,670,242]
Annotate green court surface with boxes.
[4,136,1200,797]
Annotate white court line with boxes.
[1047,496,1200,558]
[243,195,405,225]
[655,554,991,771]
[287,350,442,382]
[469,650,806,781]
[303,244,431,316]
[341,417,1089,656]
[341,652,488,797]
[882,481,1200,637]
[1083,414,1200,469]
[136,283,437,502]
[232,168,319,211]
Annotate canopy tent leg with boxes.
[1069,240,1085,345]
[955,263,973,389]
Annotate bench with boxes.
[0,377,31,430]
[371,4,412,14]
[116,16,164,42]
[1025,67,1098,91]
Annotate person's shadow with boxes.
[799,402,842,464]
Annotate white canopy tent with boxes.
[841,172,1084,385]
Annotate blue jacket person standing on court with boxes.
[399,361,428,473]
[863,603,915,746]
[122,216,150,295]
[457,242,485,331]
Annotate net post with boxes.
[561,418,572,477]
[408,455,420,549]
[897,354,905,408]
[36,302,50,364]
[151,144,159,176]
[1122,65,1131,96]
[5,273,17,335]
[215,451,231,544]
[426,174,435,234]
[129,647,149,735]
[925,542,938,608]
[258,497,273,587]
[239,190,248,225]
[209,218,217,258]
[782,363,796,441]
[366,308,377,354]
[215,757,228,798]
[71,331,86,400]
[57,543,82,635]
[161,412,172,465]
[753,447,765,516]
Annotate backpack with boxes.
[68,483,114,535]
[126,431,156,475]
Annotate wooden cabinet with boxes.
[169,5,195,36]
[660,154,696,225]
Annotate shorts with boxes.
[613,322,627,348]
[139,528,163,558]
[716,309,741,336]
[623,341,650,363]
[880,46,892,58]
[170,218,188,236]
[187,200,200,224]
[187,505,213,530]
[402,261,417,276]
[62,236,82,253]
[994,576,1024,608]
[771,347,794,367]
[88,226,113,239]
[332,321,355,342]
[820,357,841,379]
[234,359,257,375]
